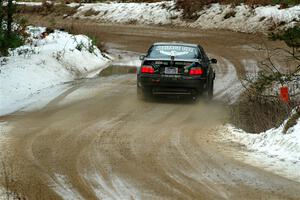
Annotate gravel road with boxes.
[1,23,299,200]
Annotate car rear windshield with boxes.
[148,45,200,59]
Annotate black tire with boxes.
[137,85,152,100]
[191,89,199,101]
[137,86,143,100]
[207,72,214,100]
[207,79,214,100]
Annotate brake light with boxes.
[189,67,203,75]
[141,65,155,74]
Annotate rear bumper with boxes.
[138,74,208,95]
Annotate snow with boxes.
[191,4,300,33]
[0,26,109,116]
[214,58,259,103]
[13,1,300,33]
[0,122,11,147]
[83,173,141,200]
[72,1,300,33]
[16,2,43,6]
[74,1,181,25]
[54,76,122,107]
[49,174,84,200]
[108,48,141,67]
[221,114,300,182]
[0,186,18,200]
[0,187,7,200]
[214,56,244,104]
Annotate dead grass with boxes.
[284,107,300,133]
[15,6,108,64]
[48,20,108,52]
[229,94,292,133]
[67,23,107,52]
[16,3,77,17]
[83,9,100,17]
[16,0,300,21]
[176,0,299,19]
[224,10,236,19]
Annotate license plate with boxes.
[165,67,178,74]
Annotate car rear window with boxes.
[148,45,200,59]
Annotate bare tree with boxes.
[242,27,300,101]
[231,27,300,133]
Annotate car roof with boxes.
[153,42,199,48]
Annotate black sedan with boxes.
[137,42,217,100]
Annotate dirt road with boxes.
[1,24,300,200]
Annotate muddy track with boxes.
[1,22,299,199]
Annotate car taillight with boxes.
[141,65,155,74]
[189,67,203,75]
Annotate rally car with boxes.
[137,42,217,100]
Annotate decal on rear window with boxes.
[155,46,195,53]
[149,45,199,59]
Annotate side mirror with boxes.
[210,58,217,64]
[139,55,146,60]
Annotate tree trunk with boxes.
[0,0,3,30]
[6,0,13,38]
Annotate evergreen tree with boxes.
[270,26,300,56]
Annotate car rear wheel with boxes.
[207,80,214,100]
[207,73,214,100]
[137,85,152,100]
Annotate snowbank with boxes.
[16,2,43,6]
[72,1,300,33]
[74,1,181,25]
[222,114,300,182]
[0,27,109,116]
[191,4,300,33]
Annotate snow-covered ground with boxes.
[16,1,43,6]
[214,56,244,104]
[73,1,181,25]
[72,1,300,33]
[0,27,110,116]
[221,113,300,182]
[190,3,300,33]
